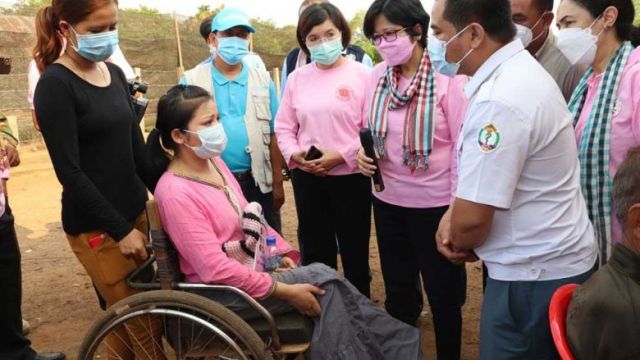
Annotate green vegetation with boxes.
[349,10,382,64]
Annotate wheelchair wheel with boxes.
[78,290,269,360]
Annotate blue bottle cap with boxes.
[266,236,276,246]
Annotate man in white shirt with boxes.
[430,0,597,358]
[510,0,586,101]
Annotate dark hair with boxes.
[363,0,430,48]
[146,85,212,189]
[199,16,213,41]
[443,0,516,43]
[613,147,640,226]
[297,3,352,56]
[34,0,118,71]
[569,0,640,47]
[534,0,555,12]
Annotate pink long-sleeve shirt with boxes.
[574,47,640,245]
[276,59,372,175]
[364,62,468,208]
[154,158,298,298]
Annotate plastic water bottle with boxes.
[263,236,281,272]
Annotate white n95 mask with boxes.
[557,17,603,66]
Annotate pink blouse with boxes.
[364,62,468,208]
[154,158,298,298]
[276,59,372,175]
[574,47,640,244]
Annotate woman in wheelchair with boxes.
[147,84,425,359]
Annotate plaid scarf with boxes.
[569,41,634,265]
[368,48,436,170]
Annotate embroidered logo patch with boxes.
[477,124,501,153]
[336,86,353,102]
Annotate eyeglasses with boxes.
[371,27,410,45]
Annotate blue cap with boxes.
[211,7,256,34]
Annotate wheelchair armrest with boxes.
[176,283,282,350]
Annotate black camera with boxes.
[127,80,150,122]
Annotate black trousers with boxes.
[0,204,36,360]
[291,169,371,297]
[236,174,281,234]
[373,197,467,360]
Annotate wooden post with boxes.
[173,11,185,80]
[273,67,281,98]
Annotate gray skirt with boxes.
[195,263,425,360]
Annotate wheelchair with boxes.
[78,201,313,360]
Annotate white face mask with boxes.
[514,13,548,48]
[515,24,534,47]
[183,123,227,159]
[557,17,604,66]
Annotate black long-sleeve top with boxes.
[34,63,150,241]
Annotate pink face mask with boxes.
[375,35,416,66]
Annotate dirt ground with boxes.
[10,145,483,360]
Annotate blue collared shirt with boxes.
[180,64,279,173]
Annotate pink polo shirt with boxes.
[276,59,371,175]
[364,62,468,208]
[154,158,298,299]
[575,47,640,245]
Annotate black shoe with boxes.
[34,353,66,360]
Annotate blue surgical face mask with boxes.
[427,25,474,78]
[183,123,228,159]
[69,26,119,62]
[309,38,344,65]
[216,36,249,65]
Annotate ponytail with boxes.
[33,6,63,73]
[32,0,119,72]
[145,85,212,191]
[146,128,171,192]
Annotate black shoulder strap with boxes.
[285,48,301,77]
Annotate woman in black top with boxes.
[33,1,164,358]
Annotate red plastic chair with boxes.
[549,284,579,360]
